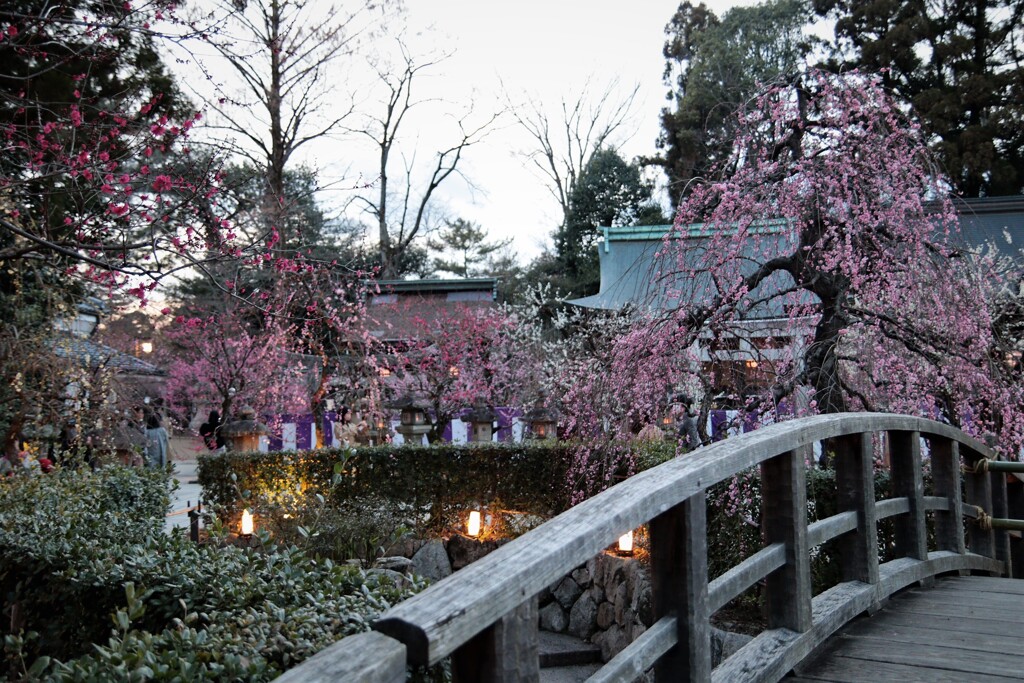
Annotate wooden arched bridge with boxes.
[277,413,1024,682]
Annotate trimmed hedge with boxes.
[0,466,427,681]
[198,442,584,533]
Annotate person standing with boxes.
[199,410,225,451]
[145,412,169,469]
[675,395,704,451]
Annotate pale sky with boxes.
[298,1,764,266]
[183,0,759,267]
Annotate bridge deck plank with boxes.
[792,654,1021,683]
[937,575,1024,595]
[792,577,1024,682]
[840,619,1024,655]
[898,586,1024,607]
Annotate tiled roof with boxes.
[949,196,1024,256]
[570,199,1024,312]
[48,334,165,376]
[369,296,494,343]
[367,279,497,343]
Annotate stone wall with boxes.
[392,537,652,661]
[538,553,652,662]
[386,536,750,666]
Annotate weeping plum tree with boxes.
[567,70,1024,476]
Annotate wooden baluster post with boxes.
[991,465,1012,575]
[929,438,965,555]
[451,597,539,683]
[964,450,996,564]
[650,491,710,682]
[761,447,812,632]
[890,431,928,562]
[834,433,879,586]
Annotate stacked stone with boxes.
[538,553,653,662]
[398,536,509,583]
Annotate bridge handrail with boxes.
[277,412,1011,682]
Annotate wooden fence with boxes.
[275,413,1011,683]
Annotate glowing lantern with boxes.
[241,509,255,536]
[467,510,482,537]
[617,530,634,556]
[523,395,557,441]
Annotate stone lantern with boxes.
[388,394,432,444]
[221,405,268,452]
[465,399,497,443]
[523,396,557,441]
[366,413,392,446]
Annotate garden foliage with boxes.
[0,466,423,681]
[198,442,583,533]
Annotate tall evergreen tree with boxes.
[558,149,663,296]
[657,0,812,206]
[427,219,511,278]
[814,0,1024,196]
[0,0,194,294]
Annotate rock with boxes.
[624,559,646,597]
[596,601,615,630]
[374,556,413,573]
[537,586,553,606]
[553,577,583,610]
[596,555,626,592]
[612,582,629,625]
[539,602,568,633]
[589,583,605,604]
[711,627,754,668]
[572,567,591,586]
[592,623,631,661]
[634,580,654,627]
[411,540,452,582]
[384,536,426,558]
[568,593,598,640]
[445,534,502,570]
[366,568,411,590]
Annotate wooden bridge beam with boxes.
[930,437,966,555]
[991,467,1012,574]
[890,431,928,562]
[761,447,813,633]
[650,491,711,682]
[834,432,880,586]
[965,449,997,563]
[451,597,539,683]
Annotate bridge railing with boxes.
[275,412,1011,683]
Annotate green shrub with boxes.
[197,442,580,533]
[0,466,427,682]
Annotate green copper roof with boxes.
[601,219,792,252]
